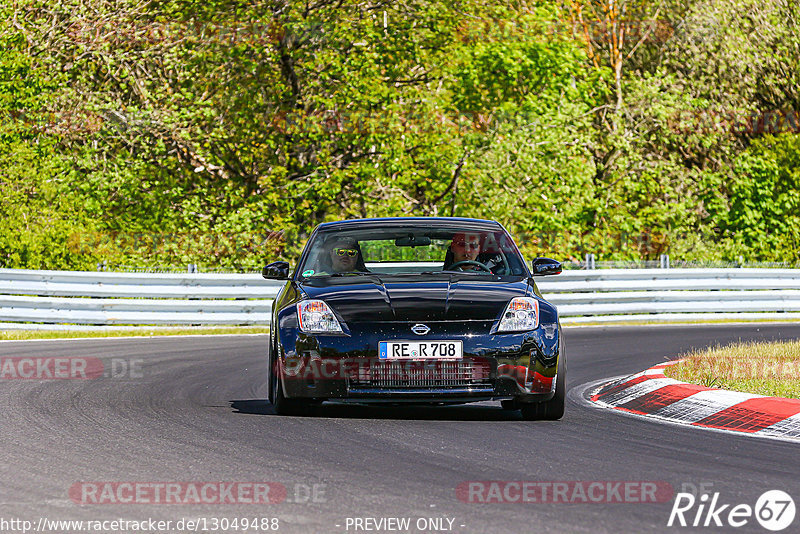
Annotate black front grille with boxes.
[349,359,492,389]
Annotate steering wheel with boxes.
[448,260,492,272]
[497,253,510,275]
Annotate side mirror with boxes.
[531,257,562,276]
[262,261,290,280]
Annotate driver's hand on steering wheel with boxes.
[447,260,493,272]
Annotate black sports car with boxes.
[262,217,564,420]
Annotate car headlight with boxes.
[296,300,343,333]
[496,297,539,332]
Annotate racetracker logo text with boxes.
[0,357,141,379]
[69,482,287,504]
[280,356,491,381]
[456,481,673,503]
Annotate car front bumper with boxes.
[276,320,561,403]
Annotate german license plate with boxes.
[378,340,462,360]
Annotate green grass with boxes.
[0,326,268,341]
[664,339,800,399]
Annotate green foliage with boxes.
[0,13,96,269]
[0,0,799,270]
[723,134,800,260]
[0,140,97,269]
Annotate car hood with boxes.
[298,275,532,323]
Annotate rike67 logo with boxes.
[668,490,795,531]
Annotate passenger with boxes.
[326,237,368,273]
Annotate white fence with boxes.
[2,267,800,328]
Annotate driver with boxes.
[446,232,484,271]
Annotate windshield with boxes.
[296,225,528,278]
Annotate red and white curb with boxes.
[590,361,800,442]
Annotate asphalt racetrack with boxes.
[1,324,799,533]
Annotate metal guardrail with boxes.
[538,268,800,323]
[2,267,800,328]
[0,269,281,326]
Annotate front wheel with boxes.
[520,358,566,421]
[500,399,519,410]
[270,347,317,417]
[272,369,318,416]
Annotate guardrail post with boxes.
[660,254,670,269]
[187,264,198,273]
[585,253,595,270]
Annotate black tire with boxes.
[272,369,317,416]
[268,339,277,405]
[520,357,566,421]
[270,344,316,417]
[500,399,518,410]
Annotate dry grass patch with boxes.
[664,339,800,399]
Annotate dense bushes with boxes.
[1,0,798,270]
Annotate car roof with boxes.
[316,217,505,232]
